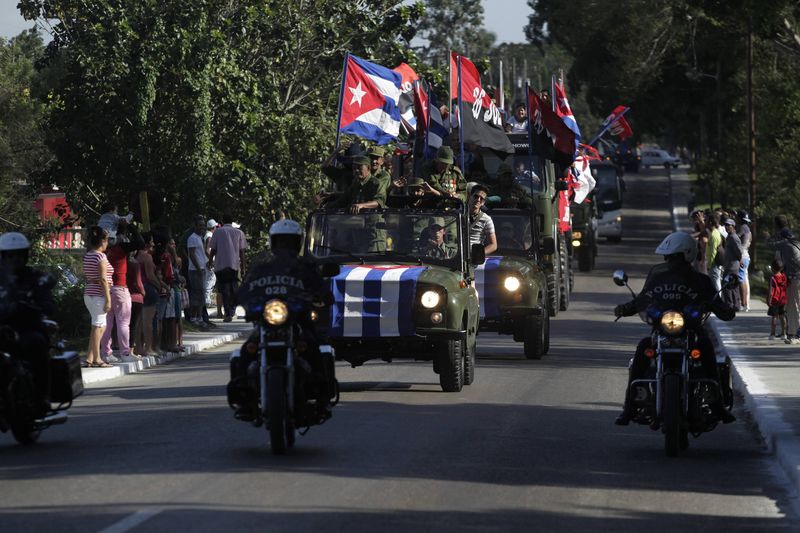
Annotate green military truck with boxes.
[476,133,569,317]
[570,197,598,272]
[476,207,553,358]
[305,200,483,392]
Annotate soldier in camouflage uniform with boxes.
[423,146,467,202]
[367,146,392,192]
[325,155,387,251]
[492,163,532,207]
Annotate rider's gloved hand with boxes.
[614,304,626,318]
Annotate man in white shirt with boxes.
[468,184,498,255]
[505,103,529,134]
[187,218,209,325]
[209,214,248,322]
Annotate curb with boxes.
[81,323,249,386]
[668,169,800,494]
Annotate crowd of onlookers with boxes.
[81,204,248,367]
[690,208,800,344]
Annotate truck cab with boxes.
[592,161,625,242]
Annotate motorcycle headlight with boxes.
[503,275,521,292]
[660,311,685,335]
[310,310,319,322]
[263,299,288,325]
[420,290,441,309]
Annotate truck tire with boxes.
[438,339,464,392]
[559,238,570,311]
[464,334,476,386]
[546,263,560,317]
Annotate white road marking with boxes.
[98,508,162,533]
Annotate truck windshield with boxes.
[488,210,535,254]
[592,165,622,211]
[306,209,462,268]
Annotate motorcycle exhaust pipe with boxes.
[34,411,68,429]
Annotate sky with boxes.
[0,0,531,43]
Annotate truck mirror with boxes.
[542,237,555,255]
[470,244,485,266]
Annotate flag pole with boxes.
[333,52,350,154]
[412,79,425,178]
[550,74,557,112]
[525,82,536,196]
[498,59,505,113]
[457,55,465,175]
[448,50,453,133]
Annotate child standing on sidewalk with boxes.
[769,258,789,340]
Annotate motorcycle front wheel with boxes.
[267,370,289,455]
[663,373,682,457]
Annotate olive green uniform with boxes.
[492,180,531,207]
[420,241,457,260]
[425,166,467,202]
[326,175,387,252]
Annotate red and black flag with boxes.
[449,51,513,158]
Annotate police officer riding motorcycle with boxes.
[0,232,82,444]
[613,232,736,451]
[226,220,338,453]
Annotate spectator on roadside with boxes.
[99,219,145,363]
[205,219,220,320]
[722,218,743,310]
[705,212,725,291]
[165,238,185,352]
[690,210,707,274]
[97,203,134,245]
[768,258,789,341]
[126,250,146,356]
[152,229,175,353]
[187,217,209,327]
[766,215,800,344]
[209,213,248,322]
[136,232,165,356]
[83,226,113,368]
[736,210,753,311]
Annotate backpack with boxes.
[770,273,788,307]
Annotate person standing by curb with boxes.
[766,215,800,344]
[209,214,247,322]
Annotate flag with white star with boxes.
[338,54,403,145]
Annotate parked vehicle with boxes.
[641,149,680,168]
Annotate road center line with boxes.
[98,507,163,533]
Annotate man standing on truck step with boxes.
[468,184,497,255]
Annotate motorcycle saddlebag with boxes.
[50,351,84,403]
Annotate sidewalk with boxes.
[670,167,800,493]
[80,313,251,386]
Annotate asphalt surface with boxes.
[0,168,798,532]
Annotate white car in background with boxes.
[640,149,680,168]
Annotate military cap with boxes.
[367,146,386,158]
[351,155,371,166]
[435,146,454,165]
[407,177,426,188]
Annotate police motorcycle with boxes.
[612,268,735,457]
[227,220,340,454]
[0,232,83,445]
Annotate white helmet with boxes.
[269,219,303,236]
[0,232,31,252]
[655,231,697,263]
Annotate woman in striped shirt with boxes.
[83,226,113,367]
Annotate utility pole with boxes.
[746,14,757,266]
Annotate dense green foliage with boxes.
[17,0,424,248]
[526,0,800,224]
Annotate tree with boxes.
[416,0,496,66]
[18,0,424,247]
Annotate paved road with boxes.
[0,168,798,532]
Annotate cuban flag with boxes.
[553,78,581,155]
[330,265,427,337]
[474,257,503,319]
[338,54,402,145]
[571,155,597,204]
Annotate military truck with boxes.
[476,206,552,358]
[570,196,598,272]
[305,200,482,392]
[475,132,569,317]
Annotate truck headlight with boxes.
[263,299,288,325]
[421,290,441,309]
[660,311,685,335]
[572,239,581,247]
[503,275,521,292]
[615,215,622,223]
[572,231,582,239]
